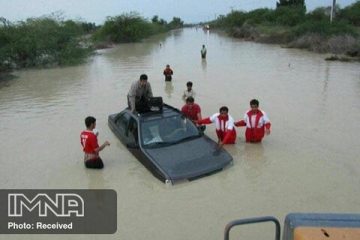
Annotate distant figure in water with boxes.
[80,116,110,169]
[235,99,271,143]
[163,64,173,81]
[182,81,196,101]
[201,45,207,59]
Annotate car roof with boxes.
[125,104,182,122]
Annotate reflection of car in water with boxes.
[108,104,233,184]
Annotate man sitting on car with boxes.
[127,74,153,113]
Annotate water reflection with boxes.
[320,62,330,116]
[0,66,88,114]
[243,143,265,162]
[164,81,174,98]
[242,143,266,180]
[100,33,169,66]
[170,29,184,39]
[0,73,17,89]
[201,58,207,71]
[86,169,106,189]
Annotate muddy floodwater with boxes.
[0,28,360,240]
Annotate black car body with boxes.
[108,104,233,184]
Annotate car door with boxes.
[114,112,131,143]
[124,116,143,159]
[127,117,139,146]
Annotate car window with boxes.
[141,115,199,147]
[128,117,138,144]
[115,113,130,133]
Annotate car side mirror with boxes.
[127,143,139,149]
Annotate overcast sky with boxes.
[0,0,358,24]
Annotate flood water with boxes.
[1,28,360,240]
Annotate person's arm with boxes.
[182,91,186,101]
[234,120,246,127]
[265,124,271,135]
[128,83,137,111]
[180,105,186,115]
[147,83,153,98]
[262,111,271,135]
[235,112,248,127]
[219,119,234,146]
[196,105,202,122]
[196,117,212,125]
[197,112,202,122]
[95,141,110,153]
[219,131,232,147]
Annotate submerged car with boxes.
[108,104,233,184]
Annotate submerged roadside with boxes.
[229,24,360,62]
[209,2,360,62]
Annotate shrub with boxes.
[0,17,91,72]
[338,1,360,26]
[92,12,178,44]
[274,6,306,26]
[307,7,330,22]
[292,20,357,37]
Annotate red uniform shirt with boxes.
[163,68,173,76]
[80,130,99,154]
[181,103,201,121]
[198,113,237,144]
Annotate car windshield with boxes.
[141,115,200,147]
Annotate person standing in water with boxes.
[197,106,236,147]
[181,96,205,132]
[182,81,196,102]
[163,64,174,81]
[201,45,207,59]
[235,99,271,143]
[80,116,110,169]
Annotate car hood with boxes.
[143,136,232,181]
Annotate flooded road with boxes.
[1,28,360,240]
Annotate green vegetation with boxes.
[0,17,93,73]
[0,13,184,73]
[211,0,360,58]
[92,13,183,46]
[276,0,305,8]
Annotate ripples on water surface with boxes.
[0,28,359,240]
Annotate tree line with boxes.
[0,13,184,73]
[211,0,360,56]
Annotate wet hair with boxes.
[140,74,148,81]
[186,96,195,103]
[166,64,170,67]
[250,99,259,106]
[186,81,193,87]
[85,116,96,128]
[219,106,228,113]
